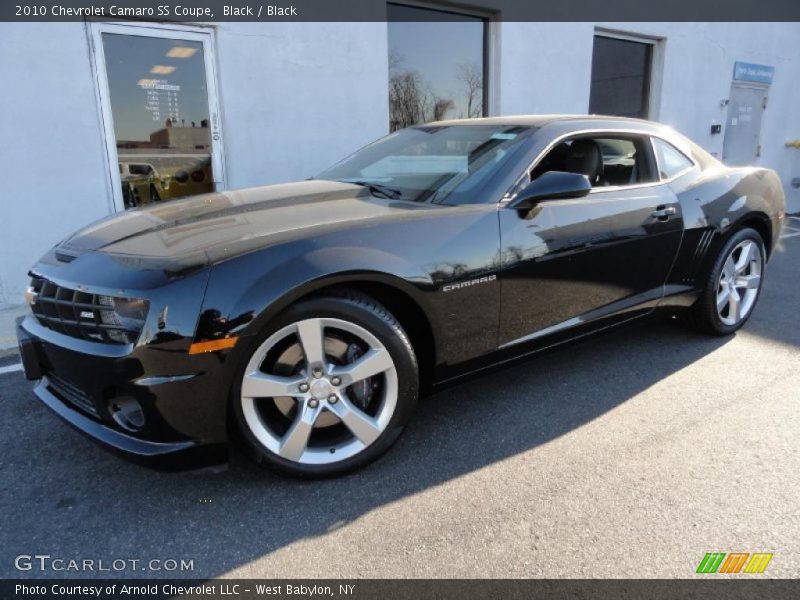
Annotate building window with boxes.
[387,3,487,131]
[92,23,224,211]
[589,35,652,119]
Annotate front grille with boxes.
[29,276,140,345]
[47,373,100,418]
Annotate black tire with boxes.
[231,290,419,478]
[149,184,161,203]
[687,227,766,335]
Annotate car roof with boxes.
[426,114,658,128]
[423,114,721,170]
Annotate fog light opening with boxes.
[108,396,145,432]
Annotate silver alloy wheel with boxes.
[240,317,398,465]
[716,239,763,326]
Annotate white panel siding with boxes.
[214,22,390,189]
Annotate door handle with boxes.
[652,205,677,220]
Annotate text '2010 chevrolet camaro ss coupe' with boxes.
[17,115,786,477]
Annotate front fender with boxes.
[197,242,434,343]
[194,201,501,398]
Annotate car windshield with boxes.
[317,124,532,204]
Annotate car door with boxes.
[498,133,684,348]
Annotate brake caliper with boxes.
[346,343,374,409]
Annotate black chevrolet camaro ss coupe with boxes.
[17,115,786,477]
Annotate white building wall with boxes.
[495,23,595,115]
[0,23,113,307]
[213,22,390,189]
[0,20,798,312]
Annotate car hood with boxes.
[60,180,424,263]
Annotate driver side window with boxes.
[530,134,657,188]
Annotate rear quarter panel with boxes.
[666,165,785,295]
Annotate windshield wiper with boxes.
[347,180,403,200]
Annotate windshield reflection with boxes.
[317,125,531,204]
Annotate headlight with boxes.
[98,296,149,344]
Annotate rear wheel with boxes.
[232,292,418,477]
[688,227,765,335]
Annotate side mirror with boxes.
[509,171,592,210]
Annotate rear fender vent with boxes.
[683,229,717,283]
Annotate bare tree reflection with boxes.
[433,98,455,121]
[389,51,457,131]
[389,70,432,131]
[458,61,483,119]
[389,52,484,130]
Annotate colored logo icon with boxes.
[696,552,773,574]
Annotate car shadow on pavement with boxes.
[0,318,732,579]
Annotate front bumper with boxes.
[16,315,228,471]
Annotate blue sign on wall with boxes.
[733,61,774,85]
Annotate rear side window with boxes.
[652,138,694,179]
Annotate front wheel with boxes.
[688,227,765,335]
[232,292,419,477]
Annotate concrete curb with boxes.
[0,347,20,360]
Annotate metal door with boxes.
[498,183,683,349]
[722,84,767,166]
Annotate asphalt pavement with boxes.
[1,221,799,579]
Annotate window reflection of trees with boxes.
[389,50,484,132]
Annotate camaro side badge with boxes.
[442,274,497,292]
